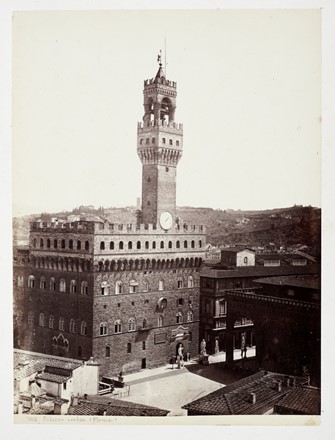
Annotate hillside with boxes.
[13,205,321,257]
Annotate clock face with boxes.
[160,211,173,230]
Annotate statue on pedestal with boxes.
[215,339,219,355]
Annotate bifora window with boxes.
[100,322,108,336]
[28,275,35,288]
[59,317,65,331]
[39,313,45,327]
[49,315,54,329]
[128,318,136,332]
[101,281,110,296]
[40,277,46,290]
[176,312,183,324]
[81,281,88,295]
[187,311,194,322]
[59,279,66,292]
[70,280,77,294]
[115,280,123,294]
[50,277,56,291]
[114,320,122,333]
[81,321,87,336]
[69,318,76,334]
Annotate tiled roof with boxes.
[200,263,319,279]
[68,398,169,417]
[36,372,69,384]
[274,386,321,415]
[254,275,320,290]
[182,371,308,415]
[14,349,84,380]
[221,247,255,254]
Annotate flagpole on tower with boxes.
[164,36,167,76]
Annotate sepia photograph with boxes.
[3,1,333,434]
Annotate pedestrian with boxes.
[243,345,247,358]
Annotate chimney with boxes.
[276,381,282,392]
[250,392,256,404]
[31,396,36,409]
[71,395,79,406]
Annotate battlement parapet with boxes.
[94,222,206,235]
[30,221,95,233]
[144,78,176,88]
[137,120,183,133]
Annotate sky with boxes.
[12,9,321,216]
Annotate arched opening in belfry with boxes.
[160,97,174,124]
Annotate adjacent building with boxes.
[13,60,206,376]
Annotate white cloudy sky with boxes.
[12,9,321,216]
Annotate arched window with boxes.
[81,281,88,295]
[40,239,44,249]
[59,316,65,331]
[145,241,149,249]
[47,239,51,248]
[243,256,248,264]
[70,280,77,294]
[39,313,45,327]
[28,275,35,288]
[110,241,114,250]
[61,239,66,249]
[49,315,54,328]
[99,322,108,336]
[69,318,76,333]
[85,241,89,250]
[101,281,110,296]
[129,280,138,293]
[69,239,73,250]
[140,139,143,145]
[114,320,122,333]
[81,321,87,336]
[143,280,149,292]
[50,277,56,291]
[162,137,166,144]
[176,311,183,324]
[128,241,133,250]
[168,241,172,249]
[40,276,46,290]
[177,277,183,288]
[127,342,132,353]
[191,240,195,249]
[160,241,164,249]
[184,240,188,249]
[146,138,149,144]
[158,315,163,327]
[199,240,202,248]
[137,241,141,250]
[158,280,164,291]
[176,241,180,249]
[152,137,155,144]
[33,238,37,248]
[100,241,105,250]
[115,280,123,294]
[128,318,136,332]
[176,140,180,146]
[28,312,34,327]
[54,239,58,248]
[152,241,156,249]
[187,311,194,322]
[17,275,24,287]
[169,139,173,145]
[77,240,81,250]
[105,346,111,358]
[59,279,66,293]
[119,241,124,250]
[188,276,194,288]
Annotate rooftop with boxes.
[68,396,169,417]
[254,275,320,290]
[274,386,321,415]
[182,370,309,416]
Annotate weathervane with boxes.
[157,50,162,66]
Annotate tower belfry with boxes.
[137,57,183,227]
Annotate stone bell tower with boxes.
[137,55,183,226]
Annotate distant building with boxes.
[182,370,319,415]
[13,60,206,377]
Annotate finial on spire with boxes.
[157,50,162,67]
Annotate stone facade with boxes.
[13,61,206,376]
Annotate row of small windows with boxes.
[28,313,88,335]
[100,239,202,251]
[32,238,90,250]
[26,275,88,294]
[100,276,194,295]
[99,311,194,336]
[140,138,180,147]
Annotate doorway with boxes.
[141,358,146,369]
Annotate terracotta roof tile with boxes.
[275,386,320,415]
